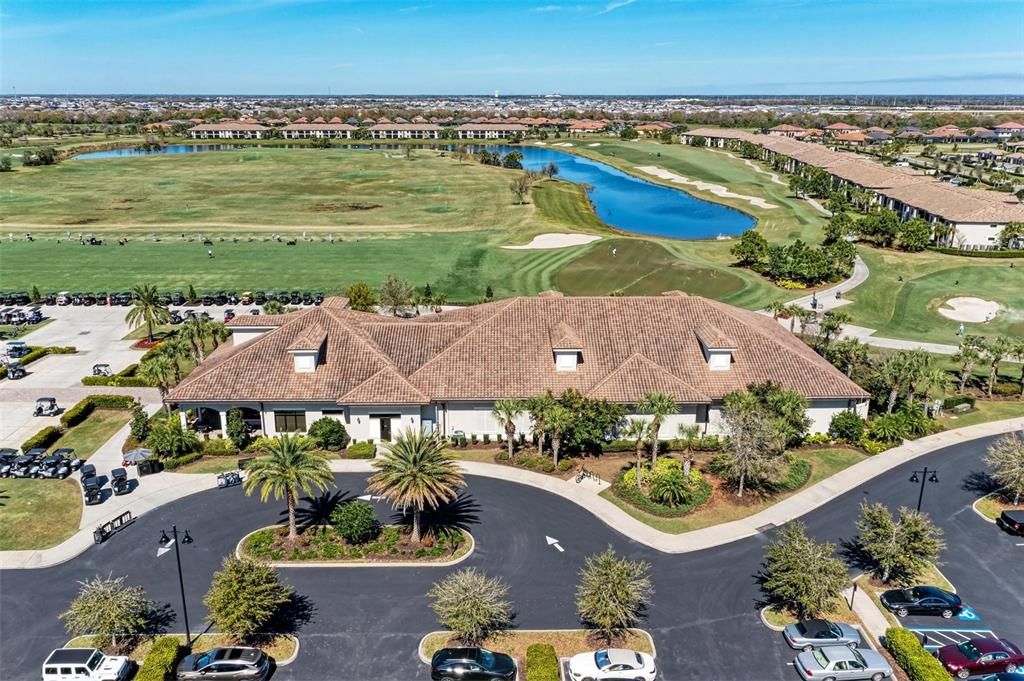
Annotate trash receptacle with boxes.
[93,529,106,544]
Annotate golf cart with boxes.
[254,291,267,305]
[213,291,227,305]
[33,397,59,417]
[26,309,43,324]
[37,453,73,479]
[92,363,113,377]
[223,309,235,322]
[5,340,30,358]
[0,448,19,476]
[201,292,214,306]
[171,290,185,306]
[169,310,184,325]
[111,468,131,496]
[53,448,83,472]
[240,291,253,305]
[82,292,96,306]
[290,290,302,305]
[79,463,97,481]
[56,291,71,306]
[217,470,242,488]
[249,308,260,315]
[82,476,103,505]
[11,449,45,478]
[227,291,239,305]
[4,359,26,380]
[314,291,325,305]
[44,292,57,305]
[96,291,109,305]
[302,291,314,305]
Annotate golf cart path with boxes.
[3,417,1020,569]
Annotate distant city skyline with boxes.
[2,0,1022,96]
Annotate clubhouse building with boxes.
[682,127,1024,249]
[166,294,869,443]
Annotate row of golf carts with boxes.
[0,448,134,505]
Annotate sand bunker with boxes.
[635,166,778,209]
[503,233,601,250]
[938,297,1002,323]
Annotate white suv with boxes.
[41,648,131,681]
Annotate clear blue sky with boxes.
[2,0,1022,95]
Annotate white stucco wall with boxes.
[952,222,1003,249]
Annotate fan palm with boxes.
[139,354,176,414]
[243,434,334,540]
[124,284,169,343]
[491,399,524,460]
[983,337,1014,398]
[952,336,983,393]
[622,418,649,485]
[677,424,702,476]
[637,391,676,466]
[367,428,464,544]
[181,315,213,362]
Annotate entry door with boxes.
[379,417,392,442]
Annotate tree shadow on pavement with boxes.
[256,593,316,644]
[391,491,482,539]
[285,490,354,530]
[960,470,1001,497]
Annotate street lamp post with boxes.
[908,467,939,513]
[158,526,194,647]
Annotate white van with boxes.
[41,648,131,681]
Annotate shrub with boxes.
[331,500,381,544]
[226,408,251,450]
[130,405,151,441]
[828,411,866,443]
[134,636,181,681]
[21,425,63,453]
[471,434,478,444]
[867,413,906,444]
[769,458,812,492]
[803,433,832,446]
[556,458,574,471]
[163,452,202,470]
[613,466,712,517]
[81,375,154,387]
[202,437,237,457]
[483,433,490,444]
[928,246,1024,258]
[307,416,350,451]
[941,395,976,410]
[61,394,137,427]
[601,439,636,453]
[344,441,376,459]
[525,643,559,681]
[991,381,1020,397]
[203,556,292,641]
[60,400,96,428]
[859,437,891,455]
[883,627,952,681]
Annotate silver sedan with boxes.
[783,619,862,651]
[795,646,891,681]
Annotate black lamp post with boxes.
[909,467,939,512]
[159,526,194,647]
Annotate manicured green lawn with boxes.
[844,246,1024,344]
[935,399,1024,429]
[601,448,868,534]
[51,409,132,460]
[0,478,82,550]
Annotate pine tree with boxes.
[203,557,292,641]
[761,523,849,619]
[856,502,945,584]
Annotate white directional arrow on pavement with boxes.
[545,536,564,552]
[357,494,384,502]
[157,539,175,557]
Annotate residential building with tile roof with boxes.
[167,294,868,442]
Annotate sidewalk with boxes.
[786,256,869,313]
[3,417,1021,569]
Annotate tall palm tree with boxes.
[622,418,648,477]
[546,404,575,467]
[783,304,805,334]
[124,284,169,344]
[526,393,556,456]
[140,354,176,414]
[876,351,922,414]
[677,424,702,476]
[367,427,464,544]
[491,399,524,461]
[952,336,984,393]
[243,434,334,540]
[983,337,1014,398]
[765,300,787,320]
[181,315,213,362]
[637,391,676,467]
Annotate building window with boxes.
[274,411,306,432]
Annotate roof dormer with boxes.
[549,321,582,372]
[695,324,736,371]
[287,324,326,373]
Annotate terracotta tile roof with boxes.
[370,123,442,131]
[994,121,1024,129]
[282,123,358,131]
[287,323,326,351]
[169,296,868,405]
[456,123,529,131]
[825,122,861,131]
[226,312,302,327]
[769,124,806,132]
[833,132,868,143]
[189,122,269,131]
[695,324,736,349]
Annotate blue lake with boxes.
[74,144,756,239]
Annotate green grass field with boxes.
[50,409,132,460]
[0,479,82,550]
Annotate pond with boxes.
[73,143,756,239]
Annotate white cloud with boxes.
[598,0,637,14]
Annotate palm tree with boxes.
[637,391,677,467]
[181,315,213,362]
[139,354,176,414]
[546,404,574,467]
[876,351,921,414]
[491,399,524,461]
[526,393,556,456]
[243,434,334,540]
[765,300,787,320]
[916,365,951,404]
[677,424,702,476]
[952,336,984,393]
[622,418,649,480]
[367,427,464,544]
[124,284,169,343]
[1016,339,1024,396]
[783,304,804,334]
[983,337,1015,398]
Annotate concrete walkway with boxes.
[786,255,869,313]
[4,417,1020,569]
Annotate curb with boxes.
[63,633,300,667]
[759,606,787,632]
[235,525,475,568]
[416,628,658,665]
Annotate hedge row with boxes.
[60,394,136,427]
[610,470,713,518]
[343,442,377,459]
[941,395,976,410]
[163,453,201,470]
[602,436,725,454]
[81,363,154,387]
[928,246,1024,258]
[0,345,77,379]
[525,643,559,681]
[883,627,951,681]
[21,426,63,453]
[134,636,182,681]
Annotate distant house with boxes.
[832,131,869,146]
[767,124,806,138]
[977,149,1005,162]
[993,121,1024,139]
[456,123,528,139]
[188,122,270,139]
[866,131,891,143]
[370,123,442,139]
[568,120,609,134]
[824,122,863,136]
[281,123,357,139]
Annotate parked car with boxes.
[795,646,891,681]
[880,585,963,618]
[431,648,516,681]
[175,647,271,681]
[997,509,1024,536]
[41,647,131,681]
[784,619,862,651]
[937,637,1023,679]
[224,309,236,322]
[34,397,60,417]
[567,649,656,681]
[92,363,113,377]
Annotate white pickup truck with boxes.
[41,648,132,681]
